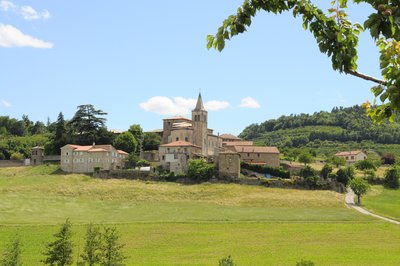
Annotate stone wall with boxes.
[218,152,241,178]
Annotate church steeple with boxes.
[194,93,206,111]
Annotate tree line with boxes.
[239,105,400,147]
[0,104,161,160]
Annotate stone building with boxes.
[335,150,367,164]
[218,150,241,178]
[156,93,280,175]
[60,144,128,173]
[31,146,44,165]
[232,145,280,167]
[158,141,202,175]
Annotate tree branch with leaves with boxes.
[207,0,400,122]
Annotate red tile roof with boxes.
[220,134,242,140]
[233,146,280,154]
[223,141,254,146]
[117,150,129,155]
[160,141,200,148]
[335,151,364,156]
[163,116,192,121]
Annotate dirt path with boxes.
[345,188,400,225]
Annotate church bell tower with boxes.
[192,93,208,156]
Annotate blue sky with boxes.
[0,1,380,135]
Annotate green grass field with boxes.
[0,165,399,265]
[363,185,400,221]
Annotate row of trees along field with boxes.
[0,104,161,160]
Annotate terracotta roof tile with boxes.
[160,141,200,148]
[163,116,192,121]
[117,150,129,155]
[234,146,280,154]
[223,141,254,146]
[220,134,242,140]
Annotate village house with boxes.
[60,144,128,173]
[335,150,367,164]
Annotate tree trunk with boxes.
[357,194,361,205]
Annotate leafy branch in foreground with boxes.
[208,0,400,122]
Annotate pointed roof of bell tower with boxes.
[194,93,206,111]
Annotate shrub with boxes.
[298,152,313,165]
[136,159,150,167]
[187,159,217,182]
[384,167,400,189]
[241,162,290,179]
[320,163,333,179]
[219,255,237,266]
[355,159,376,171]
[305,175,321,189]
[382,153,396,165]
[10,152,24,160]
[336,168,351,186]
[300,165,316,179]
[296,259,315,266]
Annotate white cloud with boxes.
[0,1,50,20]
[1,99,11,107]
[0,0,16,11]
[0,24,53,48]
[205,100,230,111]
[20,5,50,20]
[139,96,230,116]
[239,97,261,109]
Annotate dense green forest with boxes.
[239,106,400,157]
[0,105,160,160]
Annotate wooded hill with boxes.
[239,106,400,157]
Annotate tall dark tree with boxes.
[68,105,107,145]
[42,219,73,266]
[128,125,144,152]
[143,132,161,151]
[112,132,138,154]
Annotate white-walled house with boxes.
[335,150,367,163]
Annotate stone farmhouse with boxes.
[156,93,280,176]
[61,144,128,173]
[335,150,367,164]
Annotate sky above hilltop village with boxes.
[0,1,381,135]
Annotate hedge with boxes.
[241,162,290,179]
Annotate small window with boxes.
[176,137,179,141]
[66,152,69,156]
[351,156,354,160]
[162,155,165,160]
[257,153,260,157]
[174,154,178,159]
[185,137,188,141]
[247,153,250,157]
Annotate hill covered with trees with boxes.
[239,106,400,157]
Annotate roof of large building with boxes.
[233,146,280,154]
[335,151,365,156]
[163,116,192,121]
[223,141,254,147]
[159,141,200,148]
[220,134,242,140]
[63,144,128,154]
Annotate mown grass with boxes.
[0,165,399,265]
[363,185,400,221]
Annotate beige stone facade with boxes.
[61,144,128,173]
[233,146,280,167]
[159,141,201,175]
[218,151,241,178]
[335,151,367,164]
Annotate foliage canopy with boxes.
[208,0,400,122]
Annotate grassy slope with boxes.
[0,165,399,265]
[363,185,400,221]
